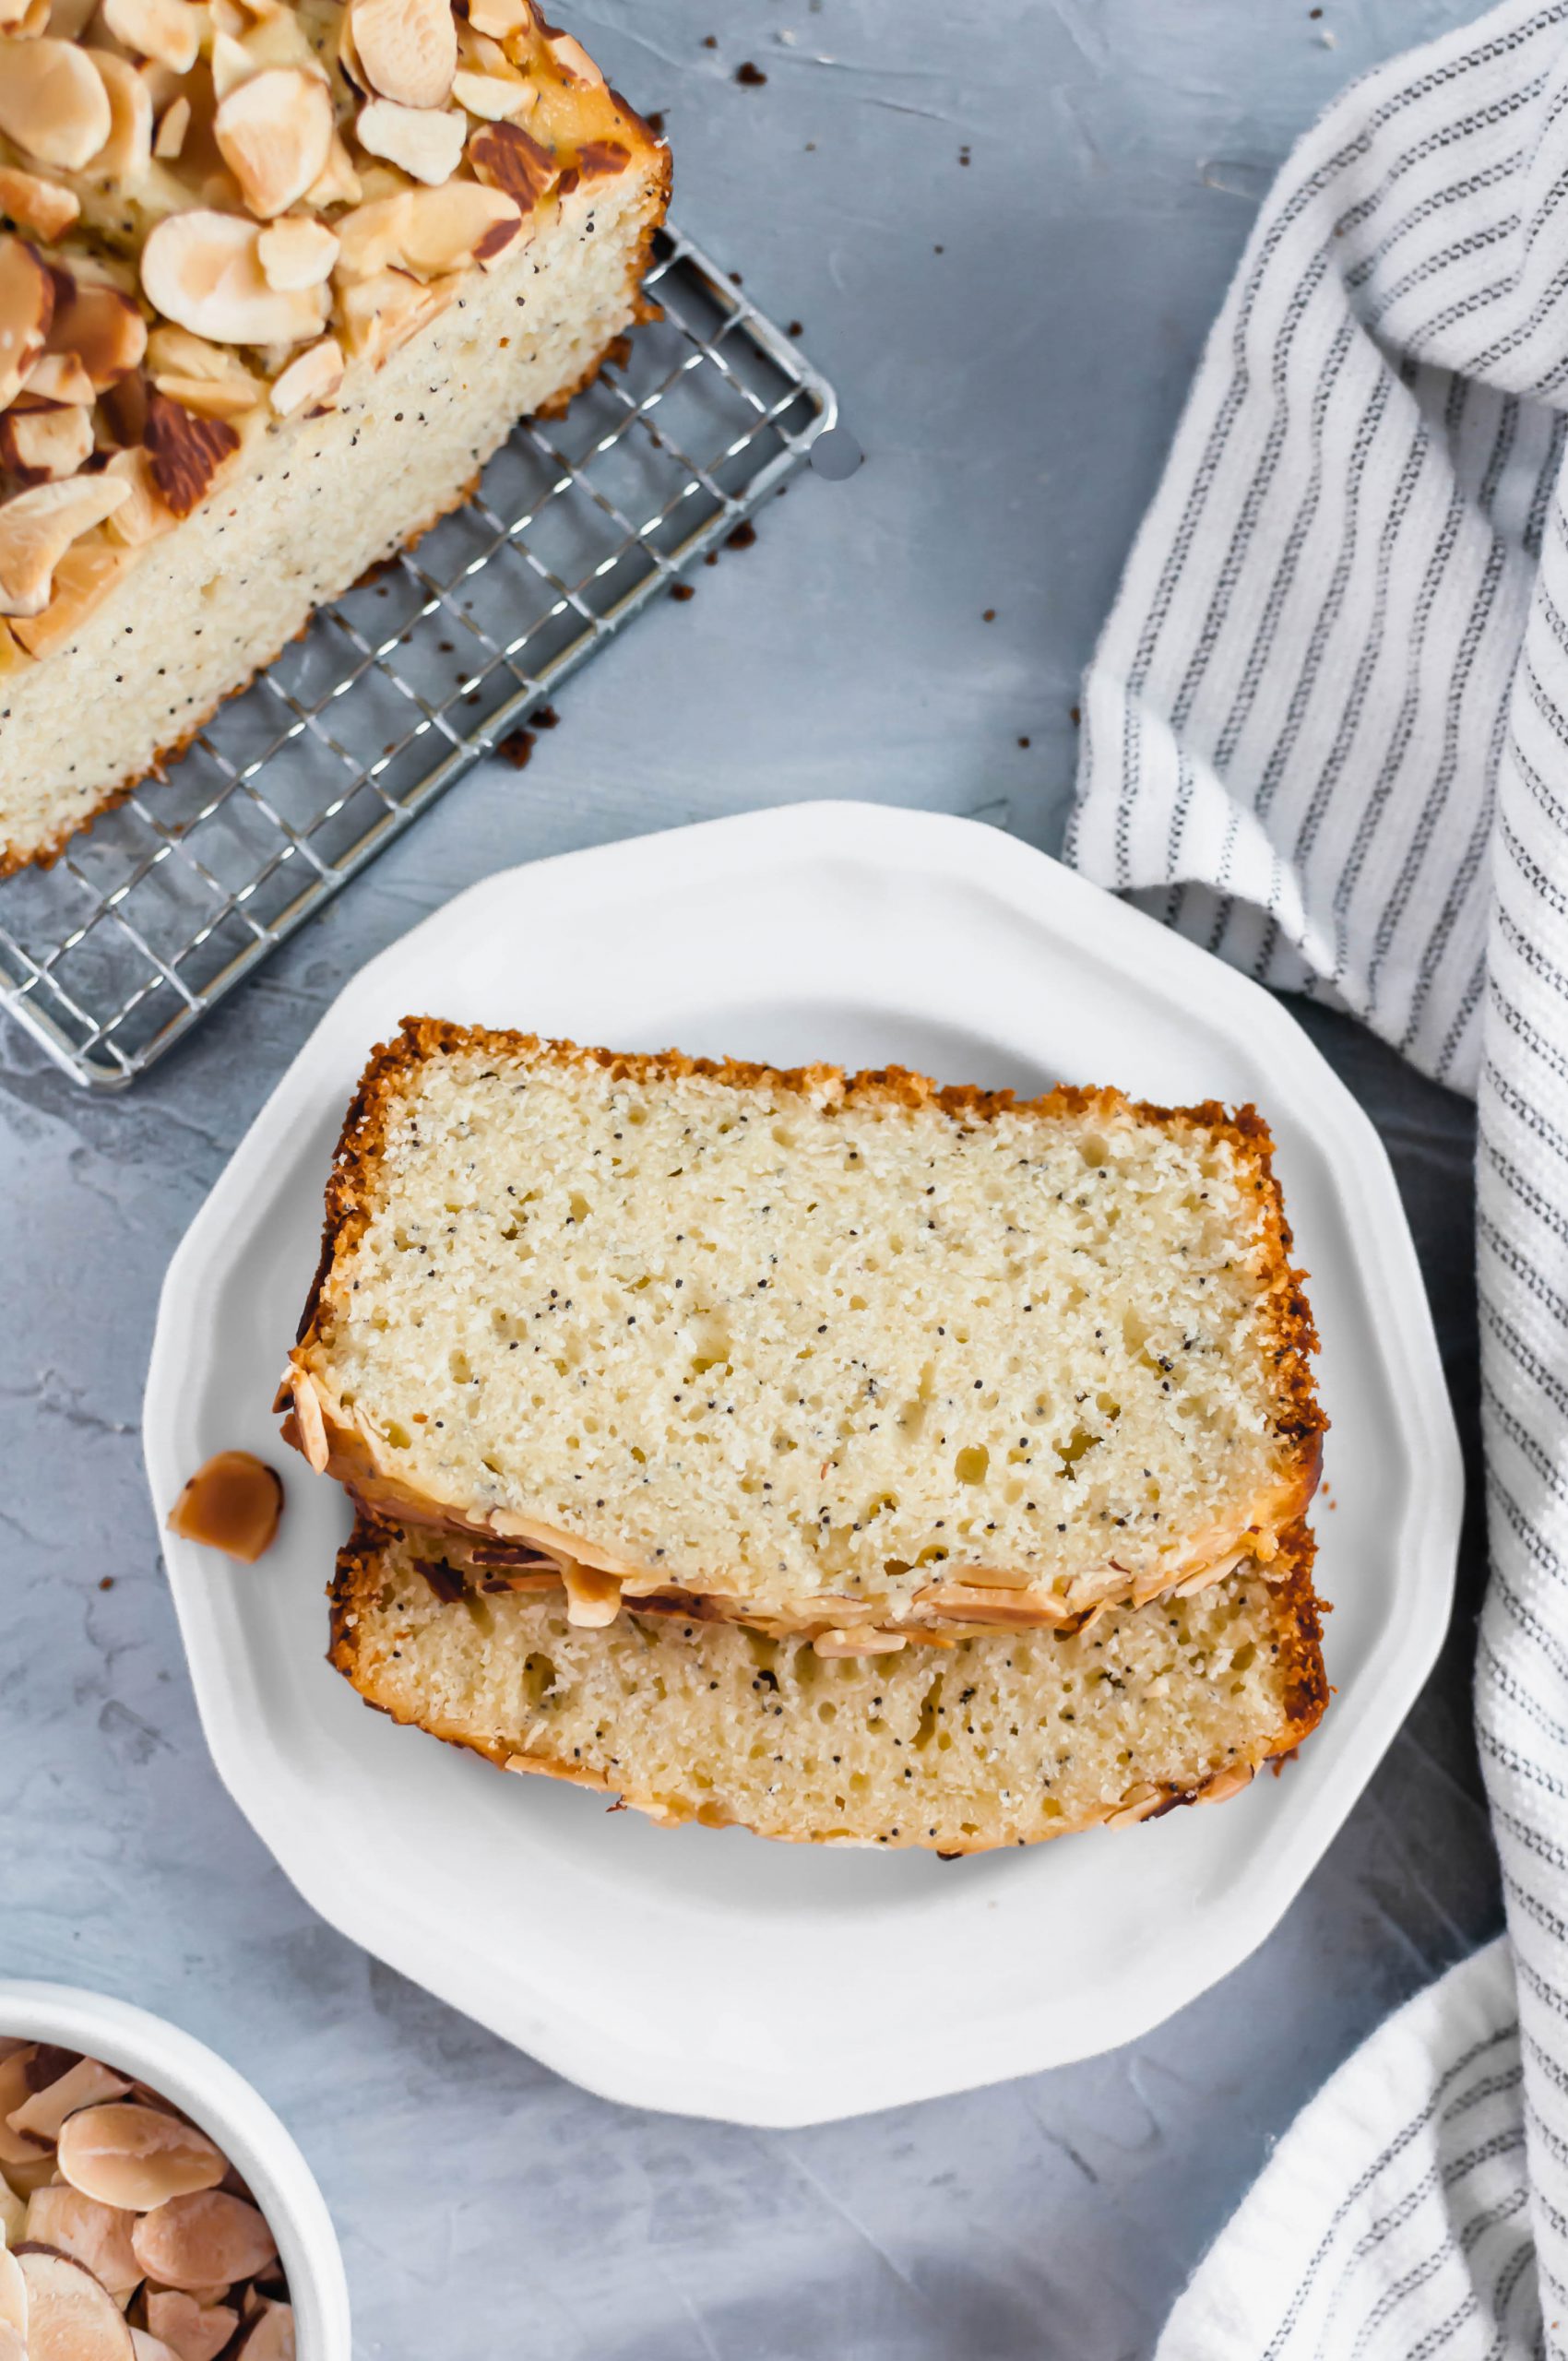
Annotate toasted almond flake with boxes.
[546,30,602,86]
[82,48,156,178]
[15,2247,134,2361]
[214,65,333,218]
[451,66,531,119]
[302,130,362,209]
[101,0,201,72]
[329,191,413,280]
[0,2320,23,2361]
[131,2193,276,2292]
[398,175,519,271]
[141,210,327,346]
[168,1451,284,1556]
[1106,1783,1166,1827]
[268,332,342,414]
[141,386,240,510]
[289,1372,328,1471]
[26,2187,141,2298]
[0,165,78,242]
[0,403,94,481]
[335,260,455,362]
[0,39,111,171]
[355,95,464,183]
[47,0,101,33]
[55,2104,226,2214]
[100,445,179,547]
[0,476,125,620]
[0,0,37,24]
[152,92,191,158]
[0,2170,25,2246]
[466,117,552,208]
[813,1627,909,1658]
[561,1560,620,1627]
[208,28,255,100]
[0,234,54,412]
[349,0,456,109]
[255,215,337,290]
[149,371,255,419]
[0,2248,23,2336]
[144,2294,238,2361]
[464,0,528,30]
[145,321,256,381]
[232,2302,292,2360]
[45,277,147,391]
[133,2333,184,2361]
[8,2058,130,2142]
[1197,1762,1256,1805]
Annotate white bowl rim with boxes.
[0,1978,350,2359]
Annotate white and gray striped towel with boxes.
[1066,4,1568,2354]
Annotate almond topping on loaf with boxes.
[0,0,669,799]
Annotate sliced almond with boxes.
[153,93,192,159]
[101,0,201,73]
[465,0,529,32]
[167,1452,284,1557]
[0,41,113,172]
[14,2246,135,2360]
[48,0,102,34]
[25,2189,140,2299]
[451,66,532,119]
[255,216,337,291]
[330,191,413,280]
[0,403,94,481]
[232,2301,293,2360]
[0,2170,26,2247]
[0,2247,23,2336]
[355,96,464,183]
[150,371,258,420]
[8,2058,130,2142]
[1106,1783,1167,1827]
[0,0,39,24]
[14,532,140,653]
[336,260,455,362]
[400,176,520,271]
[47,278,148,392]
[350,0,456,108]
[144,2294,238,2361]
[268,333,342,415]
[140,211,327,346]
[561,1561,620,1627]
[0,166,79,243]
[54,2104,226,2214]
[130,2195,276,2293]
[99,445,178,546]
[302,130,362,209]
[213,65,333,218]
[83,48,156,179]
[0,2319,23,2361]
[466,118,553,209]
[0,234,54,413]
[132,2334,183,2361]
[546,30,602,87]
[26,350,113,405]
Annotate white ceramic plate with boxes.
[144,801,1462,2128]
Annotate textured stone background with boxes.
[0,4,1498,2354]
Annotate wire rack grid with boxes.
[0,226,837,1089]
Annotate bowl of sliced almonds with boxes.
[0,1981,349,2361]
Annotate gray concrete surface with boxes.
[0,4,1499,2355]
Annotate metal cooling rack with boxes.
[0,227,837,1088]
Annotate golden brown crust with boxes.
[327,1514,1328,1853]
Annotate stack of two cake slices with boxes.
[283,1019,1328,1854]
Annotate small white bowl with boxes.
[0,1979,350,2358]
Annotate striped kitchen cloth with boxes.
[1067,3,1568,2355]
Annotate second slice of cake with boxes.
[286,1019,1324,1644]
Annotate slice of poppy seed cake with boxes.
[286,1019,1324,1643]
[329,1516,1327,1852]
